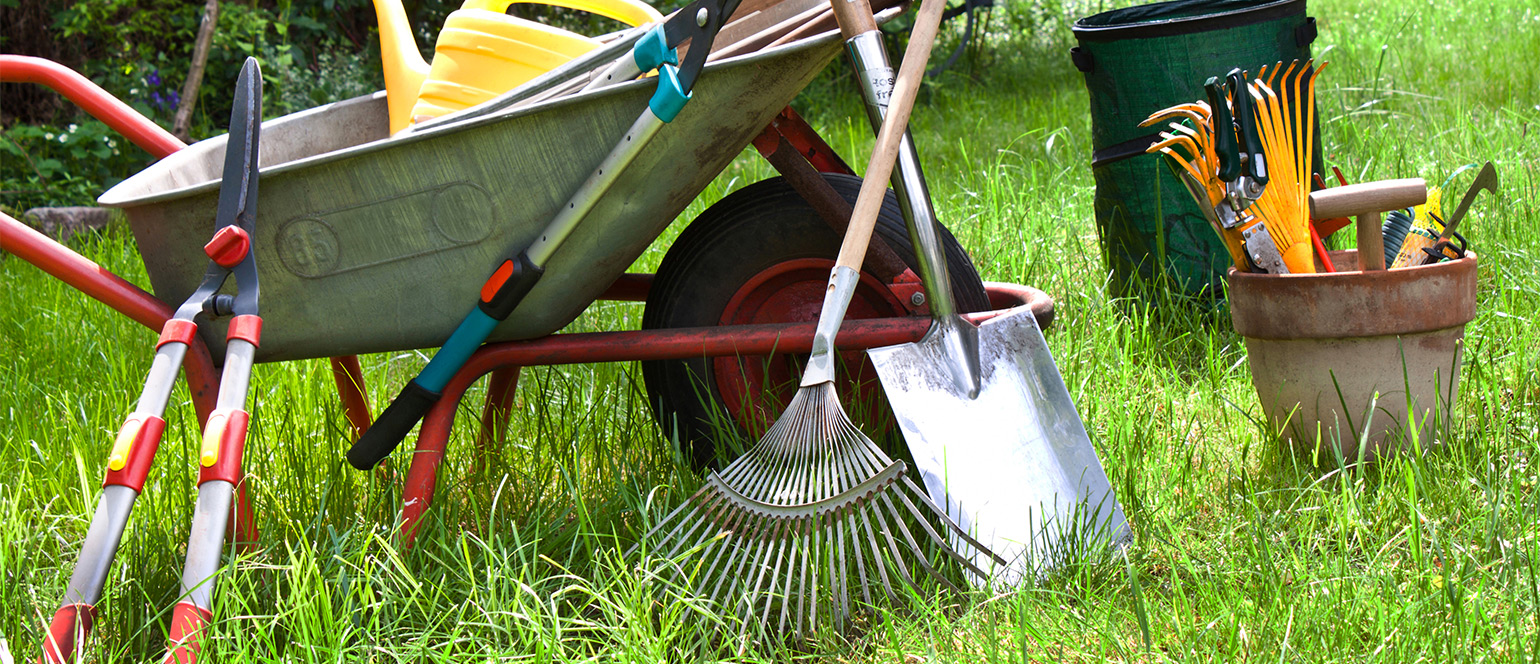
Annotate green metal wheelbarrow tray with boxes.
[100,26,851,364]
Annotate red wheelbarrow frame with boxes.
[2,53,1053,657]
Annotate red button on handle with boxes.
[204,226,251,268]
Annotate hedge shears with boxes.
[43,57,264,664]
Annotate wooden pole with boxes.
[172,0,221,142]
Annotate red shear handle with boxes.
[163,602,213,664]
[104,414,167,492]
[42,604,97,664]
[199,409,250,485]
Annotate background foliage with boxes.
[0,0,730,213]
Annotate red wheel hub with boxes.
[714,258,907,438]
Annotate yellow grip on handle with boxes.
[460,0,663,28]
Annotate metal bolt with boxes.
[696,7,709,26]
[910,292,925,306]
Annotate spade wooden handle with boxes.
[834,0,945,271]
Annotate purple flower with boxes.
[147,69,162,87]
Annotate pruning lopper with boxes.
[1204,68,1287,273]
[43,57,264,664]
[347,0,744,470]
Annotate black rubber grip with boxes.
[347,381,440,470]
[1206,76,1239,182]
[1227,68,1267,185]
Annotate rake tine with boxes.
[892,486,993,583]
[868,499,924,596]
[834,513,853,630]
[630,483,712,558]
[777,518,803,635]
[797,516,816,635]
[693,501,749,593]
[656,497,714,562]
[856,506,897,602]
[708,513,763,607]
[735,523,780,618]
[756,522,792,631]
[840,511,871,608]
[876,492,961,594]
[900,476,1007,567]
[739,520,784,637]
[1139,102,1212,127]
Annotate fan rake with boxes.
[626,0,1001,637]
[631,383,997,636]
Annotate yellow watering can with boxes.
[372,0,663,134]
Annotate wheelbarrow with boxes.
[1,2,1055,657]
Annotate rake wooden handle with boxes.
[1309,178,1426,271]
[834,0,945,271]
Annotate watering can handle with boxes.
[461,0,664,28]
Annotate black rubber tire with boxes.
[641,173,989,471]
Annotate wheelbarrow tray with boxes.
[99,30,847,363]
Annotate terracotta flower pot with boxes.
[1228,249,1478,462]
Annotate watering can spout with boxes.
[372,0,431,135]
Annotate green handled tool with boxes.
[1206,68,1268,220]
[1206,68,1283,272]
[348,0,743,470]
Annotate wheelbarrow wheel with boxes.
[642,173,988,471]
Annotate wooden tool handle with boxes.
[834,0,945,270]
[1309,178,1425,272]
[1308,178,1426,219]
[829,0,878,38]
[1355,211,1387,271]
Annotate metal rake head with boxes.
[628,382,999,638]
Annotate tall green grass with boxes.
[3,0,1538,660]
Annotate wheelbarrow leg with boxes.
[400,387,462,547]
[329,356,373,439]
[475,367,521,472]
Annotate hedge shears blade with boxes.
[43,57,265,664]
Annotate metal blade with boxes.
[216,58,262,235]
[1439,161,1498,242]
[868,308,1131,586]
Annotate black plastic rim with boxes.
[1072,0,1304,42]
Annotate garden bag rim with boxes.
[1072,0,1304,42]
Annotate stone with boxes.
[22,206,117,243]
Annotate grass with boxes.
[3,0,1539,660]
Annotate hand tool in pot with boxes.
[1147,61,1326,275]
[1415,161,1496,266]
[628,0,999,635]
[1309,177,1428,272]
[348,0,743,470]
[42,58,264,664]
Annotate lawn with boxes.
[2,0,1537,661]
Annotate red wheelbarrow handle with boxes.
[0,55,185,158]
